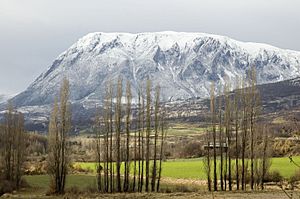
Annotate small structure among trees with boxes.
[203,142,228,152]
[203,67,271,192]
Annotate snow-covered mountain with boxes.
[11,31,300,109]
[1,31,299,132]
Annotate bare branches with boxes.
[91,78,165,193]
[47,77,71,194]
[205,67,267,192]
[1,102,26,189]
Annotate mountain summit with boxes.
[11,32,300,108]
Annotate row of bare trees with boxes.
[95,78,167,193]
[204,68,271,191]
[0,102,26,190]
[46,77,167,194]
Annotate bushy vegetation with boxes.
[264,171,283,183]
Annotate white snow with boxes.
[13,31,300,109]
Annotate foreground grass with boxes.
[8,189,300,199]
[23,174,203,196]
[24,175,96,191]
[75,156,300,180]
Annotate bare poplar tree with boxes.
[203,129,212,191]
[210,83,218,191]
[3,102,14,182]
[224,83,232,191]
[2,102,26,190]
[14,113,25,189]
[108,82,114,193]
[249,67,260,190]
[261,125,270,190]
[103,83,111,192]
[157,106,166,192]
[140,88,145,192]
[133,105,137,192]
[59,77,71,193]
[47,77,71,194]
[241,80,248,190]
[47,98,60,193]
[249,69,255,190]
[137,88,142,192]
[234,79,241,190]
[151,85,160,191]
[124,80,132,192]
[218,89,224,191]
[115,77,123,192]
[99,81,114,193]
[95,108,102,192]
[105,112,109,192]
[145,79,151,192]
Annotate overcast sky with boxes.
[0,0,299,95]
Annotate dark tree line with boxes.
[204,68,271,191]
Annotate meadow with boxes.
[19,156,300,197]
[73,156,300,180]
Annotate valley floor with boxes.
[3,157,300,198]
[2,191,299,199]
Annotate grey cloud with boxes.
[0,0,299,94]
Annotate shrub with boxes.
[181,142,203,158]
[0,180,15,196]
[288,170,300,189]
[0,175,29,196]
[160,184,198,193]
[24,162,47,175]
[84,185,97,193]
[66,186,83,195]
[71,164,93,174]
[264,171,283,183]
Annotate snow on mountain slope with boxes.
[0,94,15,104]
[11,31,300,109]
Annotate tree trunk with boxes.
[210,83,218,191]
[115,77,122,192]
[151,85,160,192]
[157,108,166,192]
[145,79,151,192]
[219,94,224,191]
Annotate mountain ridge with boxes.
[10,31,300,110]
[1,31,300,133]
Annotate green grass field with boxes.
[24,175,96,189]
[166,124,207,136]
[74,156,300,180]
[23,156,300,193]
